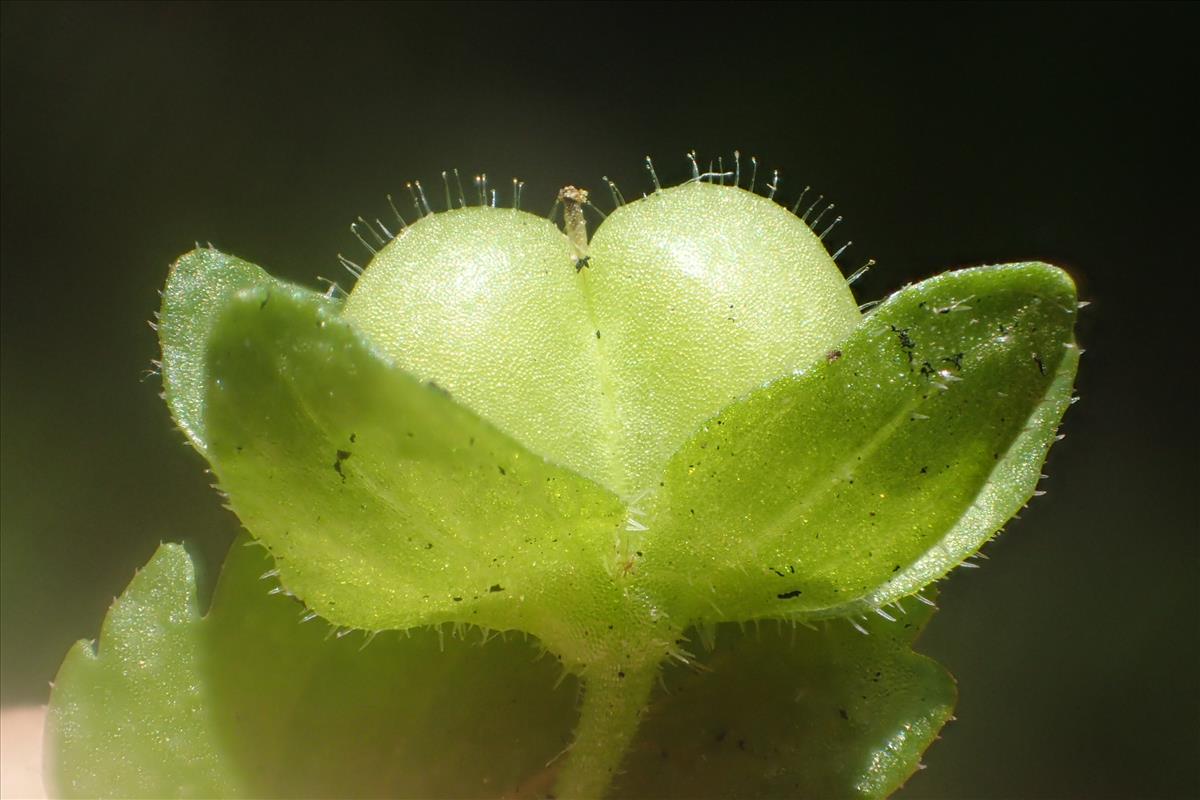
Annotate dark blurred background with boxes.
[2,2,1196,797]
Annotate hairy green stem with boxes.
[554,655,662,799]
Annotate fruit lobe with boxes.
[343,182,860,495]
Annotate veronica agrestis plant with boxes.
[46,153,1081,799]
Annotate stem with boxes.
[553,656,661,799]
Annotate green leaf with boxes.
[46,536,581,799]
[47,535,952,800]
[640,263,1080,624]
[46,542,240,798]
[617,606,955,799]
[159,247,333,453]
[201,284,631,659]
[42,534,950,796]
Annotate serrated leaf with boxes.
[201,285,628,653]
[47,536,953,800]
[640,263,1079,624]
[617,606,955,799]
[46,541,239,798]
[45,536,580,799]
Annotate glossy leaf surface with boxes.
[191,258,1077,641]
[48,536,952,799]
[642,263,1080,623]
[618,606,954,799]
[46,536,580,799]
[158,248,290,452]
[202,286,631,661]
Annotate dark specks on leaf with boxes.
[349,433,356,443]
[489,584,504,593]
[838,708,849,721]
[452,596,462,602]
[1034,354,1046,375]
[498,465,507,476]
[595,330,601,339]
[777,590,802,600]
[333,449,352,481]
[889,324,916,362]
[826,349,842,362]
